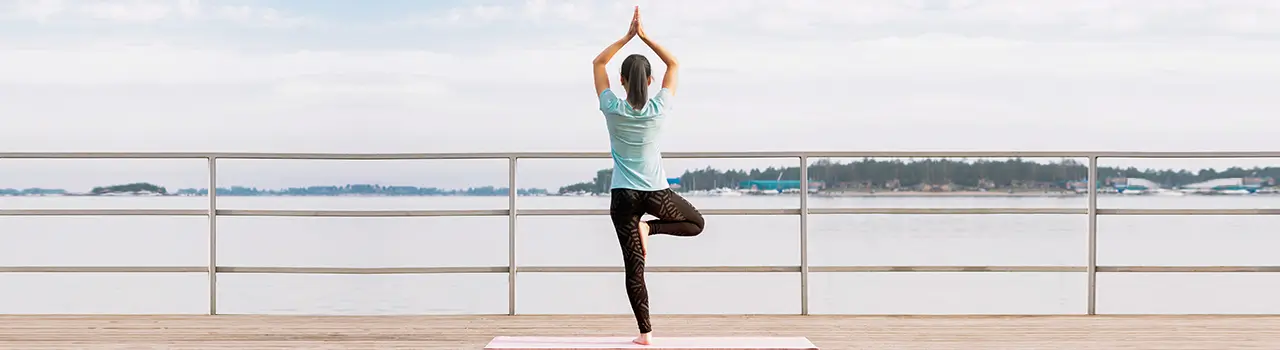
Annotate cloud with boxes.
[209,3,307,27]
[0,0,307,27]
[401,0,1280,40]
[395,0,598,28]
[3,0,1280,191]
[5,33,1280,94]
[7,1,1280,88]
[0,46,461,85]
[271,73,455,107]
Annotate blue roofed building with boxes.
[739,180,825,193]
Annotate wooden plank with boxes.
[0,315,1277,349]
[485,336,818,349]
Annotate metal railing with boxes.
[2,151,1279,316]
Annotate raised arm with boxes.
[592,9,640,96]
[636,13,678,96]
[592,36,631,97]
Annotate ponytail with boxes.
[620,54,651,110]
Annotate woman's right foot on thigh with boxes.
[639,222,651,259]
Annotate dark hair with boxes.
[620,54,651,110]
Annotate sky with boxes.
[2,0,1280,191]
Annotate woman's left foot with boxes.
[632,333,652,345]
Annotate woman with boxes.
[591,6,705,346]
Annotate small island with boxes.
[90,182,168,196]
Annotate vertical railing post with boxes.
[1086,155,1098,315]
[207,156,218,315]
[798,155,810,315]
[508,156,518,316]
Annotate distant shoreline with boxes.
[746,190,1277,198]
[4,191,1276,198]
[813,190,1080,198]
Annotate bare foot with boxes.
[638,222,651,260]
[632,333,652,345]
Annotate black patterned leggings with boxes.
[609,188,705,334]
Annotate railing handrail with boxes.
[2,151,1278,317]
[3,150,1280,159]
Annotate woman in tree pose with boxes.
[591,6,705,346]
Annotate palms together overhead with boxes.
[627,6,647,39]
[592,5,677,98]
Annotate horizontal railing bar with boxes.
[1098,209,1280,216]
[5,151,1280,159]
[218,266,801,274]
[0,209,207,216]
[518,209,799,216]
[217,208,1085,217]
[9,208,1279,217]
[0,153,212,159]
[0,266,206,273]
[217,267,507,274]
[216,209,507,217]
[809,266,1085,272]
[1099,266,1280,273]
[214,266,1089,274]
[505,152,799,159]
[6,266,1278,274]
[511,209,605,216]
[794,151,1280,159]
[808,208,1084,215]
[521,266,800,273]
[0,152,530,160]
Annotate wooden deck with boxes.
[1,314,1278,349]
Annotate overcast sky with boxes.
[2,0,1279,191]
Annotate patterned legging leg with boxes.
[610,188,705,334]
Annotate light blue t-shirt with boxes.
[598,87,674,191]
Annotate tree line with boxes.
[558,158,1280,193]
[91,182,167,195]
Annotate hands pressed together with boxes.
[625,6,647,41]
[592,5,678,97]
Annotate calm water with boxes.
[1,195,1279,315]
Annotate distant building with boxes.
[738,180,825,192]
[1180,177,1273,194]
[1107,177,1161,194]
[1064,180,1102,193]
[666,177,681,189]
